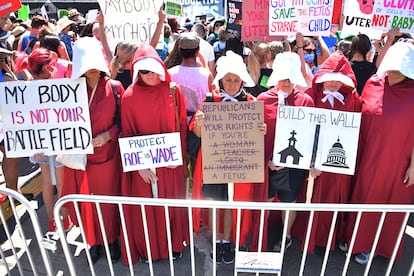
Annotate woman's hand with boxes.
[138,169,158,184]
[310,168,322,178]
[195,110,205,128]
[403,165,414,187]
[92,131,111,148]
[268,160,285,171]
[258,123,267,135]
[33,153,45,161]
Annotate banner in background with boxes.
[342,0,413,37]
[0,78,93,158]
[268,0,334,36]
[227,0,242,34]
[166,1,183,17]
[175,0,223,21]
[242,0,283,42]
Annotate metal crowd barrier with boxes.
[53,194,414,276]
[1,186,413,276]
[0,188,56,276]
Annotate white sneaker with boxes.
[354,252,371,265]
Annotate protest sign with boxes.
[268,0,334,36]
[119,132,183,172]
[97,0,163,51]
[342,0,413,37]
[273,106,361,175]
[0,78,93,158]
[227,0,242,34]
[242,0,283,41]
[174,0,223,20]
[201,101,264,184]
[166,1,183,17]
[0,0,21,17]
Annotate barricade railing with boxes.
[53,194,414,276]
[0,187,56,276]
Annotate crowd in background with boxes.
[0,5,414,268]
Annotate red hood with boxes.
[131,43,171,83]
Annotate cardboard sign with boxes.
[119,132,183,172]
[0,78,93,158]
[97,0,163,51]
[273,106,361,175]
[268,0,334,36]
[341,0,412,37]
[201,101,264,184]
[242,0,284,41]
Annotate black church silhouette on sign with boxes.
[278,130,303,165]
[322,137,349,168]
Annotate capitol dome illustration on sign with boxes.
[322,138,349,168]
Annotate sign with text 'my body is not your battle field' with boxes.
[201,101,264,184]
[119,132,183,172]
[97,0,163,51]
[0,78,93,158]
[268,0,334,36]
[342,0,414,38]
[273,106,361,175]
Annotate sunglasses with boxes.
[303,48,315,54]
[139,70,151,74]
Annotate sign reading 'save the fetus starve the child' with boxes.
[273,106,361,175]
[201,101,264,184]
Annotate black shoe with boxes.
[90,245,102,264]
[172,251,183,261]
[210,243,222,264]
[109,241,121,263]
[222,243,234,264]
[22,193,34,201]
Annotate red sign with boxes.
[242,0,283,42]
[0,0,22,18]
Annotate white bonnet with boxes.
[214,50,255,87]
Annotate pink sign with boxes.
[242,0,284,42]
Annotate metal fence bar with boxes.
[299,210,314,276]
[321,210,338,276]
[0,188,54,276]
[364,211,386,276]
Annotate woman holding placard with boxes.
[190,50,266,264]
[292,50,361,255]
[61,37,124,264]
[14,48,73,233]
[256,51,314,251]
[342,41,414,265]
[119,43,189,264]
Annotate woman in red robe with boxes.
[343,41,414,264]
[255,51,314,251]
[189,50,265,264]
[292,51,361,254]
[61,37,124,264]
[120,44,189,264]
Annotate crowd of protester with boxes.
[0,6,413,268]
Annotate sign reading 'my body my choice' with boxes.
[201,101,264,184]
[119,132,183,172]
[97,0,163,51]
[273,106,361,175]
[0,78,93,158]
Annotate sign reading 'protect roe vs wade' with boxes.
[273,106,361,175]
[0,78,93,158]
[201,101,264,184]
[118,132,183,172]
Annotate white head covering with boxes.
[71,37,110,79]
[315,72,355,88]
[267,52,307,88]
[214,50,255,87]
[132,57,166,83]
[377,41,414,79]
